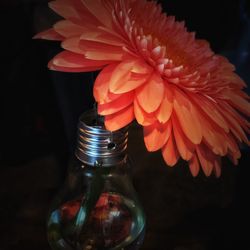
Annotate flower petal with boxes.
[144,120,172,152]
[190,93,229,132]
[49,0,81,21]
[196,144,214,177]
[80,29,125,46]
[136,73,165,113]
[225,90,250,116]
[51,51,110,69]
[173,87,202,144]
[162,133,179,167]
[81,0,113,28]
[80,40,124,61]
[218,102,249,145]
[214,158,221,178]
[172,114,194,160]
[54,20,87,37]
[94,64,121,104]
[61,37,84,54]
[48,59,102,73]
[104,105,134,131]
[189,154,200,177]
[156,87,173,123]
[98,92,134,115]
[134,98,157,126]
[109,60,152,94]
[33,28,64,40]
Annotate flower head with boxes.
[35,0,250,177]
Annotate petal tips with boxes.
[104,105,135,131]
[136,73,165,113]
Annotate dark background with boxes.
[1,0,250,249]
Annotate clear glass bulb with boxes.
[47,110,145,250]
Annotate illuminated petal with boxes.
[79,40,124,61]
[109,60,152,94]
[94,64,121,104]
[98,92,134,115]
[136,73,165,113]
[190,93,229,132]
[156,87,173,123]
[162,133,179,167]
[173,88,202,144]
[144,121,172,151]
[104,105,134,131]
[48,59,102,73]
[80,30,125,46]
[51,51,110,69]
[134,98,157,126]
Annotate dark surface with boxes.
[0,125,249,250]
[1,0,250,249]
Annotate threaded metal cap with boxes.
[75,109,128,167]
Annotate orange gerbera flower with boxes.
[35,0,250,177]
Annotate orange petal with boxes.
[225,90,250,117]
[80,40,124,61]
[189,154,200,177]
[144,120,172,152]
[136,73,165,113]
[214,158,221,178]
[81,0,113,28]
[173,87,202,144]
[53,20,87,37]
[48,59,102,73]
[172,115,194,160]
[196,144,214,177]
[134,98,157,126]
[195,108,228,156]
[94,64,121,104]
[61,37,85,54]
[71,0,101,26]
[49,0,81,21]
[52,51,109,69]
[104,105,134,131]
[98,92,134,115]
[156,87,173,123]
[33,28,64,40]
[109,60,152,94]
[162,133,179,167]
[222,71,247,88]
[80,30,125,47]
[224,132,241,157]
[218,102,249,145]
[190,93,229,132]
[228,150,241,166]
[49,0,100,28]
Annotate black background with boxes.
[1,1,250,250]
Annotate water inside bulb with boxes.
[48,192,145,250]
